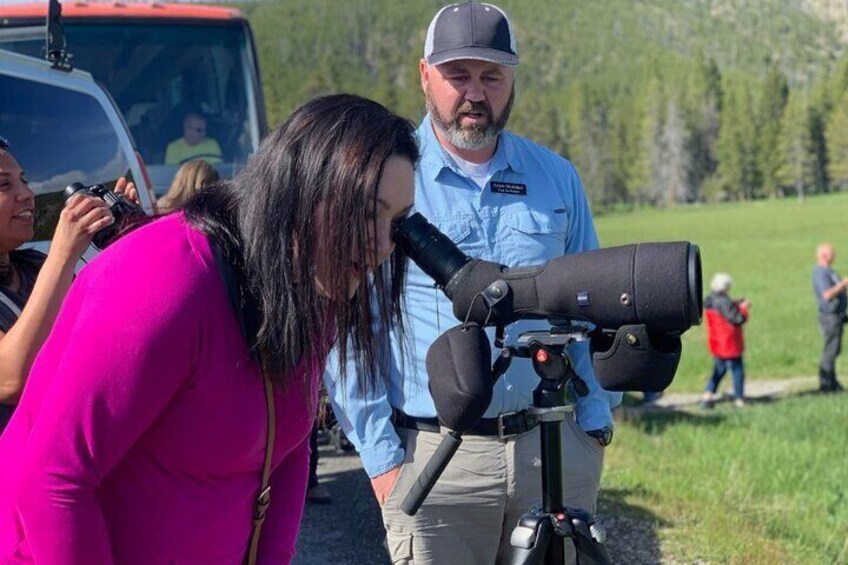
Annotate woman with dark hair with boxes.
[0,139,114,433]
[0,94,418,564]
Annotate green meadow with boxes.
[596,192,848,391]
[595,193,848,563]
[604,394,848,563]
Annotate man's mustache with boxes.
[455,101,492,120]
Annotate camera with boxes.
[63,182,147,250]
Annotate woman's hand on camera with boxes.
[114,177,141,207]
[51,194,113,261]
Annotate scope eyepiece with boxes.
[393,213,473,295]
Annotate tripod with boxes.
[400,325,612,564]
[504,327,611,565]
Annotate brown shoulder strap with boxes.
[245,353,276,565]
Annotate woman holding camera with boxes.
[0,139,114,433]
[0,94,418,565]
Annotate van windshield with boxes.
[5,21,259,194]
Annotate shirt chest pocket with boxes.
[406,217,482,290]
[497,210,568,266]
[435,217,485,258]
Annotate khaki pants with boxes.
[380,416,605,565]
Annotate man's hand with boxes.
[371,466,401,506]
[114,177,141,206]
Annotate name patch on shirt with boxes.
[490,181,527,196]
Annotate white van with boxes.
[0,49,155,253]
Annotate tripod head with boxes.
[510,326,591,398]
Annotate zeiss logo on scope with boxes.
[577,292,590,307]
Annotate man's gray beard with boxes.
[426,87,515,152]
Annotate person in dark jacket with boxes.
[701,273,750,408]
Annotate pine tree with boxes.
[685,54,722,201]
[565,85,616,208]
[716,81,761,199]
[758,67,789,197]
[828,55,848,111]
[609,95,640,208]
[810,103,830,194]
[777,89,817,200]
[628,77,666,205]
[660,100,693,205]
[826,89,848,190]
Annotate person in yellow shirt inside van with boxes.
[164,112,223,166]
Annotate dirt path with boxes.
[621,376,818,415]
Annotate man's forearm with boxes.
[822,278,848,302]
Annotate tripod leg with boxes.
[573,534,611,565]
[508,511,556,565]
[567,511,611,565]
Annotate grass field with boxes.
[595,191,848,392]
[594,193,848,563]
[603,394,848,564]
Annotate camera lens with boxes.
[63,182,90,200]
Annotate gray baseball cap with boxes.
[424,2,519,67]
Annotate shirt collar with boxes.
[417,114,525,183]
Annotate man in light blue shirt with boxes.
[325,2,622,563]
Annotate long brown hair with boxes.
[157,159,219,213]
[184,94,419,391]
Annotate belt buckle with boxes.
[498,411,519,440]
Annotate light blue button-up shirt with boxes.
[325,116,622,478]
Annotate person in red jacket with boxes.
[701,273,750,408]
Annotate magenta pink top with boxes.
[0,214,322,564]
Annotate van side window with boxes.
[0,74,132,240]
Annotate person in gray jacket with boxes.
[812,243,848,392]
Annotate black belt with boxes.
[392,409,538,440]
